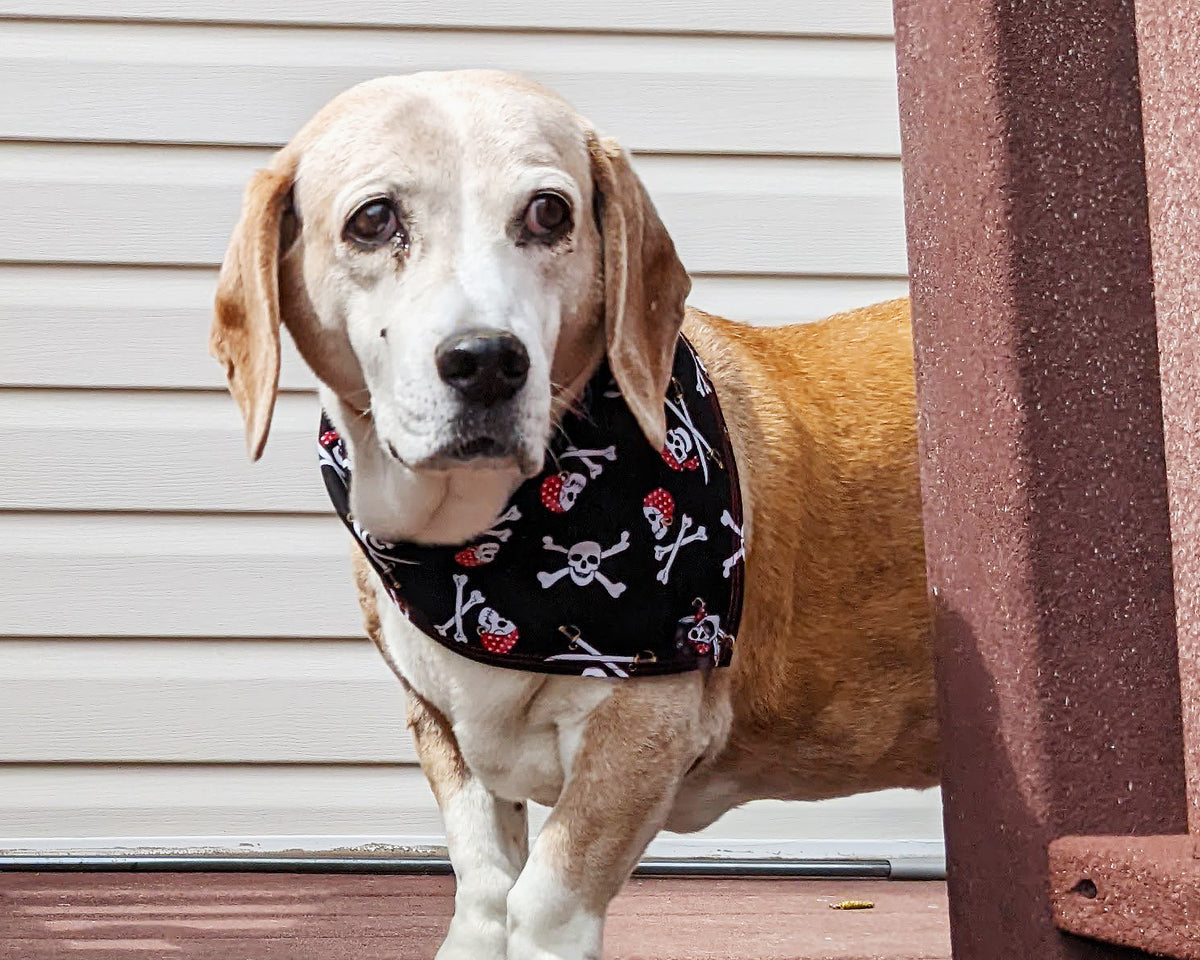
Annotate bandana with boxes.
[318,337,745,678]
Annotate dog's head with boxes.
[211,71,689,491]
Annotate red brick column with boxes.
[1134,0,1200,842]
[892,1,1188,957]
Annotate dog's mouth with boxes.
[434,435,517,465]
[404,430,542,475]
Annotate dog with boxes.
[211,70,936,960]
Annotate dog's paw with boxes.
[434,915,506,960]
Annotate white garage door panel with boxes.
[0,266,908,391]
[0,640,415,763]
[0,1,895,37]
[0,145,908,275]
[0,22,901,155]
[0,514,363,639]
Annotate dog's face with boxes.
[287,74,604,474]
[211,70,691,506]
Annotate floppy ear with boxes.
[588,134,691,449]
[210,155,296,461]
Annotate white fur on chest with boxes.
[375,584,613,805]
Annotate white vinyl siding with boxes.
[0,0,939,865]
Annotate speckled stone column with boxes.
[1134,0,1200,841]
[892,1,1188,958]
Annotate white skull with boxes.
[478,606,515,636]
[665,427,693,465]
[567,541,602,585]
[688,617,718,647]
[560,472,587,510]
[473,542,499,564]
[643,505,669,540]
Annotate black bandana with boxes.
[318,337,744,677]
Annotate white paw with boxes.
[506,874,603,960]
[435,914,506,960]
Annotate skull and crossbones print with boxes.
[720,508,745,577]
[540,470,588,513]
[538,532,631,597]
[642,487,675,540]
[661,390,717,482]
[320,335,743,678]
[654,514,707,584]
[558,443,617,479]
[679,600,726,661]
[454,506,522,566]
[435,573,485,644]
[435,575,520,654]
[477,606,519,654]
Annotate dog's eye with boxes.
[521,193,571,242]
[344,199,405,249]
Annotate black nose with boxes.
[435,329,530,406]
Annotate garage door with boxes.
[0,0,941,875]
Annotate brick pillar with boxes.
[891,1,1188,957]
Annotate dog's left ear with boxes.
[209,153,297,461]
[589,133,691,449]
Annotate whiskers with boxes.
[546,379,599,472]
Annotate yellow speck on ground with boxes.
[830,900,876,910]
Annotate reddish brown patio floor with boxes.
[0,872,950,960]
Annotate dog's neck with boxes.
[319,387,524,545]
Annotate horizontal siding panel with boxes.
[0,514,364,638]
[0,266,908,391]
[0,266,316,392]
[0,640,414,763]
[0,763,941,854]
[0,2,895,36]
[1,390,331,513]
[0,765,443,837]
[688,275,909,327]
[0,21,901,155]
[0,145,908,275]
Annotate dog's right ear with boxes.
[210,154,297,461]
[588,133,691,450]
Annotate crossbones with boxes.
[478,505,522,542]
[654,514,707,584]
[664,390,717,483]
[558,444,617,479]
[538,532,630,597]
[692,350,714,397]
[352,519,418,574]
[721,509,745,578]
[435,573,484,643]
[546,629,632,678]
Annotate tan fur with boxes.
[684,301,936,801]
[210,163,292,459]
[212,71,934,958]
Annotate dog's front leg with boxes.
[408,695,528,960]
[506,685,702,960]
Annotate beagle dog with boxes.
[211,70,936,960]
